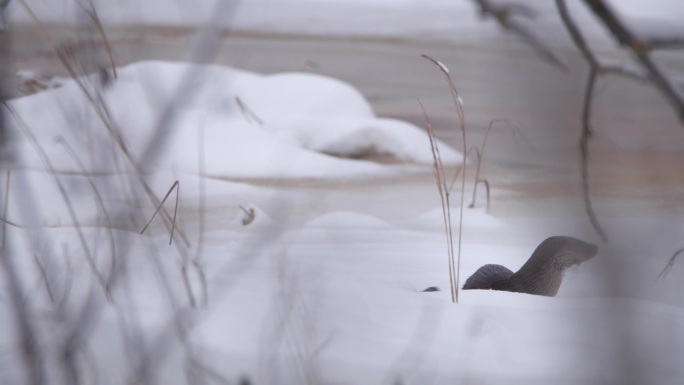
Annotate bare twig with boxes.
[556,0,611,241]
[468,0,567,70]
[578,68,607,241]
[656,247,684,280]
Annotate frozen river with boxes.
[9,23,684,220]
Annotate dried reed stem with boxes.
[422,54,468,303]
[418,100,456,303]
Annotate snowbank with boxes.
[9,61,461,180]
[4,208,683,384]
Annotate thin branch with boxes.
[556,0,609,241]
[582,0,684,122]
[579,68,607,241]
[468,0,567,70]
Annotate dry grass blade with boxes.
[418,99,456,303]
[239,205,256,226]
[82,0,117,79]
[448,145,479,192]
[656,247,684,280]
[469,119,513,210]
[471,179,491,211]
[236,96,264,125]
[6,104,111,295]
[196,118,209,306]
[56,136,118,287]
[422,54,467,303]
[0,167,46,384]
[140,181,180,246]
[1,169,8,247]
[32,253,56,304]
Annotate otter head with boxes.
[512,236,598,296]
[542,236,598,269]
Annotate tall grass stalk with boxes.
[422,54,467,303]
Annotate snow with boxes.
[3,208,684,383]
[10,61,461,181]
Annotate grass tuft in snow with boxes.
[418,99,456,303]
[422,54,468,304]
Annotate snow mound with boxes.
[302,211,393,230]
[9,61,460,180]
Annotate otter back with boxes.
[461,236,598,297]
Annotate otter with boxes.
[462,236,598,297]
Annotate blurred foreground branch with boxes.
[581,0,684,122]
[469,0,567,70]
[555,0,684,241]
